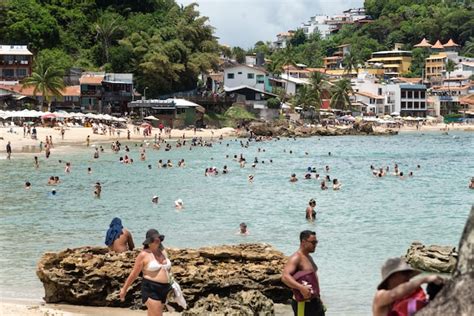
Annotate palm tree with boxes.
[309,71,328,110]
[330,79,353,111]
[445,59,455,91]
[343,51,360,77]
[95,13,121,64]
[23,59,64,111]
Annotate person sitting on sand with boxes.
[332,179,342,190]
[306,199,317,221]
[120,229,172,315]
[372,257,444,316]
[237,222,249,235]
[105,217,134,253]
[290,173,298,182]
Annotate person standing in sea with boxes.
[6,141,12,160]
[306,199,317,221]
[105,217,134,253]
[282,230,325,316]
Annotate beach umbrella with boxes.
[144,115,159,121]
[72,112,85,118]
[117,118,127,122]
[391,112,400,116]
[141,122,152,128]
[42,113,57,119]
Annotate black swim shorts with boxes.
[141,278,172,304]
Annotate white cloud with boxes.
[177,0,364,48]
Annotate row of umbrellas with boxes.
[0,110,127,122]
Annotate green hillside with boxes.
[0,0,221,96]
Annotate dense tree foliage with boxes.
[0,0,220,96]
[254,0,473,77]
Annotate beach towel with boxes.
[105,217,123,246]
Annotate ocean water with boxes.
[0,132,473,315]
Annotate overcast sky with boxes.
[177,0,364,48]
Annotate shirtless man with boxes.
[105,217,135,253]
[372,257,444,316]
[282,230,325,316]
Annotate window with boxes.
[378,88,382,95]
[408,102,413,108]
[238,72,242,75]
[2,69,14,77]
[420,102,426,109]
[256,74,264,84]
[401,102,407,109]
[407,91,413,98]
[401,90,407,98]
[227,73,234,79]
[414,91,419,99]
[420,91,425,98]
[16,68,27,77]
[370,98,375,104]
[247,73,254,79]
[414,102,419,109]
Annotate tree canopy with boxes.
[0,0,220,97]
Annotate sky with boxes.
[177,0,364,48]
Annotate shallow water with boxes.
[0,132,473,315]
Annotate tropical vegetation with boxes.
[0,0,220,97]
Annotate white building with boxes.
[300,15,331,38]
[223,64,268,92]
[270,73,310,96]
[352,77,428,116]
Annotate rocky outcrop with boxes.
[247,121,397,137]
[405,242,457,273]
[417,206,474,316]
[37,243,291,310]
[182,290,274,315]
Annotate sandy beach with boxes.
[0,125,237,155]
[0,299,292,315]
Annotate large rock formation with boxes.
[182,290,274,315]
[247,121,397,137]
[417,206,474,316]
[405,242,457,273]
[37,243,291,311]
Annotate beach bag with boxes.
[388,287,427,316]
[167,272,187,309]
[292,270,320,302]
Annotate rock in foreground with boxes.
[405,242,457,273]
[37,243,291,311]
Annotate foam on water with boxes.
[0,132,473,314]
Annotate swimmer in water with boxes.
[152,196,159,204]
[25,181,31,190]
[223,165,229,174]
[333,179,342,190]
[175,199,184,209]
[87,167,92,174]
[50,189,57,196]
[290,173,298,182]
[47,176,55,185]
[306,199,317,221]
[94,182,102,198]
[237,222,249,236]
[34,156,39,169]
[470,177,474,189]
[64,162,71,173]
[248,174,254,183]
[320,181,328,190]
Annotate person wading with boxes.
[282,230,325,316]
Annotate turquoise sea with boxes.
[0,132,473,315]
